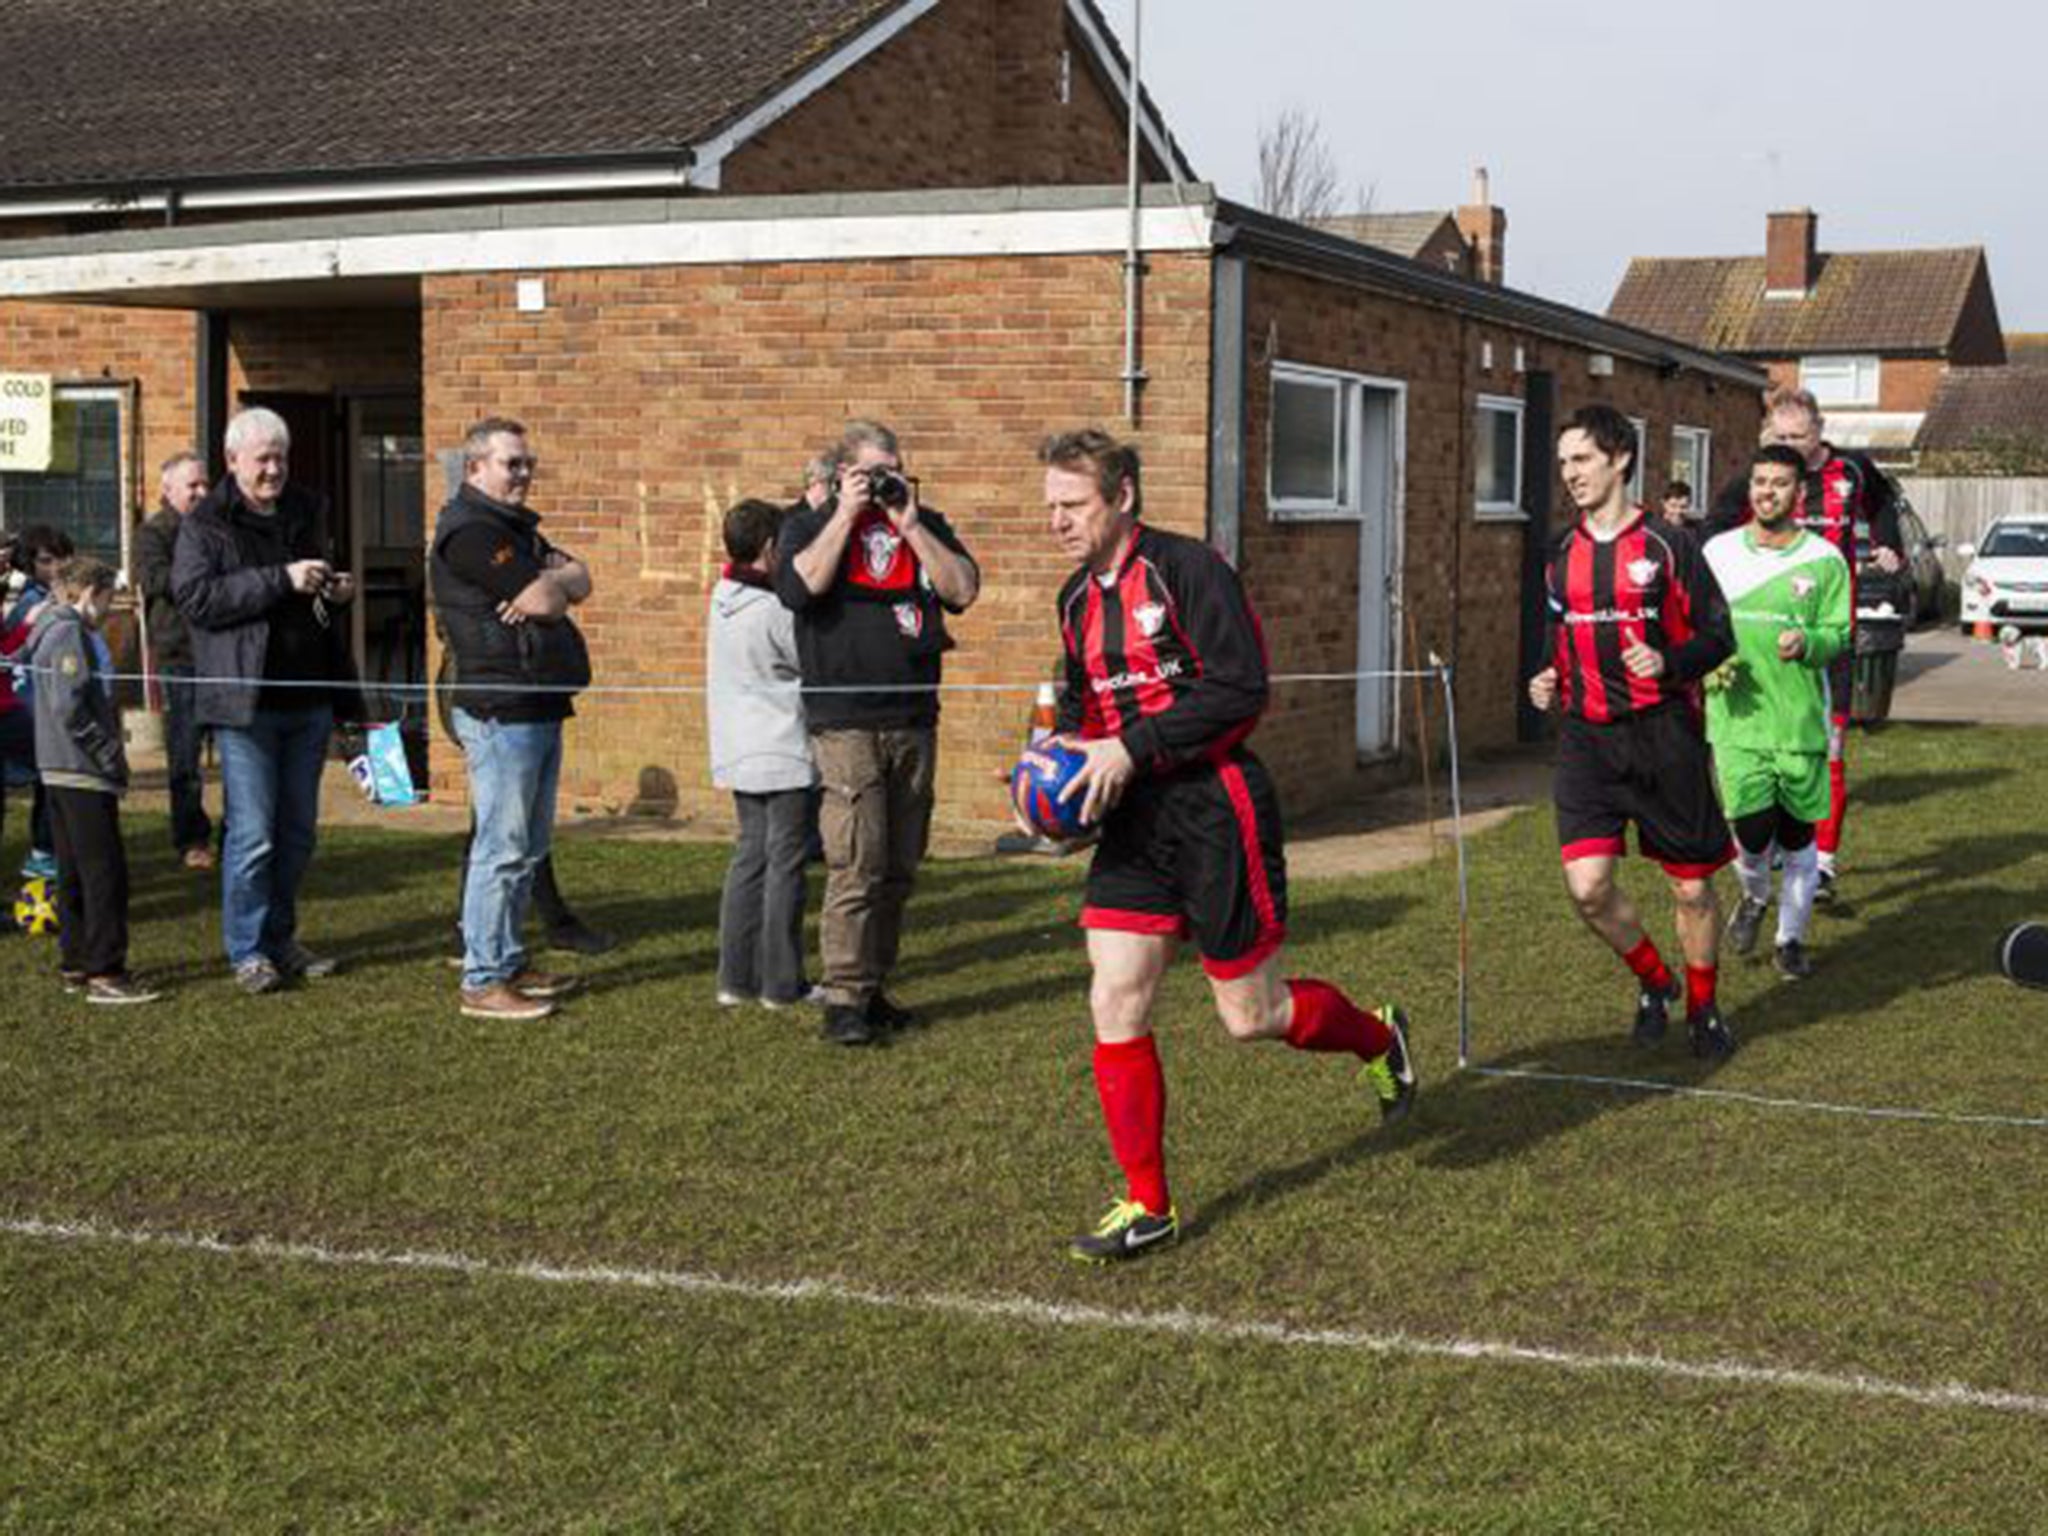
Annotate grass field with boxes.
[4,721,2047,1531]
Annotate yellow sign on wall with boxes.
[0,372,56,472]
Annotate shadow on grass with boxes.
[1854,765,2013,809]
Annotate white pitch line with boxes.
[1467,1064,2048,1130]
[6,1214,2048,1419]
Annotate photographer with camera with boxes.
[776,419,979,1045]
[172,407,357,994]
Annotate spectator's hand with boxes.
[1528,666,1559,711]
[1622,640,1666,680]
[838,466,873,520]
[495,600,529,627]
[1872,545,1903,574]
[286,558,333,595]
[1060,734,1135,826]
[1777,628,1808,661]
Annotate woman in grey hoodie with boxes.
[707,499,817,1009]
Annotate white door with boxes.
[1355,384,1404,758]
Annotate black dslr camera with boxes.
[863,466,914,511]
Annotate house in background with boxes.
[1316,169,1508,286]
[0,0,1760,832]
[1608,209,2005,464]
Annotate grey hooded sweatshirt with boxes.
[23,603,128,795]
[707,569,814,794]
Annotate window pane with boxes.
[1476,405,1519,506]
[1273,377,1337,502]
[0,397,122,564]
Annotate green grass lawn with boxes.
[4,722,2047,1531]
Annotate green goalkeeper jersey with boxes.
[1701,526,1851,753]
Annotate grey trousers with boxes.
[718,788,813,1004]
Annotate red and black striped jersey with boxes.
[1055,523,1269,773]
[1544,509,1732,724]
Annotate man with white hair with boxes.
[172,406,357,994]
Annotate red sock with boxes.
[1686,964,1717,1016]
[1094,1037,1169,1216]
[1284,979,1394,1059]
[1622,936,1673,993]
[1818,757,1848,855]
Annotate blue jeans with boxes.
[454,709,563,990]
[216,704,333,966]
[160,668,214,853]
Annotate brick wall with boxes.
[420,250,1213,832]
[0,299,197,526]
[1238,265,1760,811]
[721,0,1149,195]
[229,307,422,398]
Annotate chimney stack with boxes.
[1456,167,1507,286]
[1766,209,1819,295]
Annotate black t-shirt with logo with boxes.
[774,502,975,731]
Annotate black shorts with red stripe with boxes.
[1554,706,1733,878]
[1082,749,1287,980]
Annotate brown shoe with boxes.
[509,969,581,1000]
[182,846,217,871]
[460,982,556,1020]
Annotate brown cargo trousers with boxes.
[811,726,936,1007]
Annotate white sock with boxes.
[1778,845,1819,945]
[1816,847,1837,878]
[1736,846,1772,905]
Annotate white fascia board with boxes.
[1062,0,1190,183]
[688,0,946,191]
[0,204,1218,301]
[0,164,694,221]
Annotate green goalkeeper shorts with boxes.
[1713,740,1830,824]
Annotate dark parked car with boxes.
[1847,497,1944,724]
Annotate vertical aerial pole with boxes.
[1122,0,1146,423]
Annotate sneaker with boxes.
[1726,896,1768,957]
[59,967,85,994]
[1633,978,1680,1048]
[1773,940,1813,981]
[545,919,617,957]
[865,992,917,1032]
[273,940,338,979]
[820,1003,879,1046]
[1069,1198,1179,1264]
[180,846,217,872]
[86,973,162,1006]
[460,982,556,1021]
[235,956,284,995]
[1359,1004,1417,1124]
[716,989,753,1008]
[1688,1003,1738,1060]
[509,968,580,1000]
[20,848,57,881]
[1814,870,1839,907]
[761,985,826,1011]
[444,923,466,969]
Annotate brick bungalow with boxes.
[0,0,1761,834]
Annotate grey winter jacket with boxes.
[707,571,814,794]
[22,604,127,795]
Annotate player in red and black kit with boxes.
[1530,405,1738,1058]
[1032,429,1415,1264]
[1705,387,1904,904]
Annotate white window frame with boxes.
[1473,393,1525,521]
[1800,355,1882,409]
[1269,361,1360,521]
[0,382,133,578]
[1671,426,1712,509]
[1627,416,1649,506]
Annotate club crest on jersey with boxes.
[862,524,902,581]
[1626,558,1661,588]
[1833,477,1855,501]
[893,601,923,638]
[1133,601,1167,639]
[1792,575,1815,598]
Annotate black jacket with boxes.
[170,480,358,728]
[429,486,590,722]
[134,505,192,670]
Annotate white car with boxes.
[1958,514,2048,635]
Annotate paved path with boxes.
[1892,629,2048,726]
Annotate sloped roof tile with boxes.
[1916,366,2048,451]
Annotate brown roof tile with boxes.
[1314,211,1458,261]
[0,0,910,192]
[1916,366,2048,451]
[1608,247,1986,357]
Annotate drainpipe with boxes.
[1122,0,1147,423]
